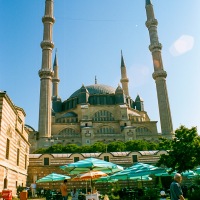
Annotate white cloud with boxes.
[169,35,194,56]
[128,64,150,89]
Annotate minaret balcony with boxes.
[145,19,158,28]
[120,78,129,83]
[42,15,55,24]
[38,69,54,78]
[40,40,54,49]
[152,70,167,79]
[149,42,162,52]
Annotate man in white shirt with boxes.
[30,181,37,197]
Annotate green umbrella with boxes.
[130,175,152,181]
[155,170,197,178]
[36,173,71,183]
[95,176,118,183]
[60,157,124,175]
[110,162,165,180]
[194,167,200,174]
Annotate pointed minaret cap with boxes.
[53,49,58,68]
[121,50,125,68]
[95,76,97,84]
[146,0,152,5]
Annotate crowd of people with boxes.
[28,173,190,200]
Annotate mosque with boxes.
[0,0,174,194]
[29,0,174,152]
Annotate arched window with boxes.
[93,110,114,121]
[97,126,115,134]
[135,127,151,134]
[58,128,80,137]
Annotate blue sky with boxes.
[0,0,200,133]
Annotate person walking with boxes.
[170,173,185,200]
[60,179,68,200]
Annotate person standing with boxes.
[170,173,185,200]
[30,181,37,197]
[71,188,79,200]
[60,179,68,200]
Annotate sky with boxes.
[0,0,200,134]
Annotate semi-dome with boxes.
[25,124,35,132]
[61,112,77,118]
[69,84,116,99]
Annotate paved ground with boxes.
[28,199,46,200]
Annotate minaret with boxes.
[145,0,173,136]
[38,0,55,142]
[120,50,129,96]
[52,51,60,97]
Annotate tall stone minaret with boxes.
[120,51,129,96]
[38,0,55,143]
[52,51,60,97]
[145,0,173,136]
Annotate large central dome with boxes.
[69,84,116,98]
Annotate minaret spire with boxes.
[145,1,173,136]
[38,0,55,144]
[52,50,60,97]
[95,76,97,84]
[145,0,152,5]
[120,50,129,96]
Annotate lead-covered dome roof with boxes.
[69,84,116,98]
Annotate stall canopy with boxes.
[60,157,124,175]
[36,173,71,183]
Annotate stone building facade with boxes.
[0,91,30,196]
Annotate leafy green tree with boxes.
[157,137,173,150]
[63,144,80,153]
[107,141,126,152]
[147,142,159,150]
[33,148,47,154]
[90,142,106,153]
[45,144,64,153]
[157,125,200,173]
[81,145,93,153]
[125,140,150,151]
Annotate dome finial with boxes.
[121,50,125,68]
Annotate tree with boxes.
[125,140,155,151]
[63,144,80,153]
[107,141,126,152]
[90,142,106,153]
[46,144,64,153]
[157,137,173,150]
[157,125,200,173]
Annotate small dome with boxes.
[69,84,115,98]
[25,124,35,132]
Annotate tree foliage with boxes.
[107,141,126,152]
[33,139,159,154]
[157,125,200,173]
